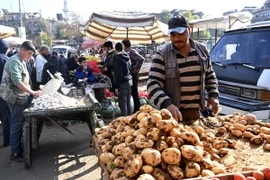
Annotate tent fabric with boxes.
[81,38,103,49]
[189,12,253,30]
[4,36,31,45]
[80,11,169,45]
[0,25,16,39]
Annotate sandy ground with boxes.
[0,122,102,180]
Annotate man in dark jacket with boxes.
[42,52,69,85]
[122,39,145,113]
[103,41,115,94]
[0,39,11,147]
[65,54,79,72]
[113,42,132,116]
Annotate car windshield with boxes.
[52,48,68,53]
[210,31,270,67]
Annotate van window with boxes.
[211,31,270,67]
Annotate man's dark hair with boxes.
[122,39,131,48]
[115,42,123,52]
[78,56,86,63]
[103,41,113,48]
[21,41,36,53]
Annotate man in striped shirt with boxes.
[147,15,220,122]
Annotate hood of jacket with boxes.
[0,39,10,54]
[117,52,130,61]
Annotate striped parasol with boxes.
[80,11,169,45]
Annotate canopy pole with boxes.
[215,29,218,44]
[126,27,129,39]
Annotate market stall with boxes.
[91,105,270,180]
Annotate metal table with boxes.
[22,93,105,169]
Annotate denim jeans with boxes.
[118,81,132,116]
[8,102,26,154]
[0,98,11,145]
[131,73,140,113]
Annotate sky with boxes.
[0,0,267,22]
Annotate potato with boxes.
[100,152,116,164]
[135,137,154,149]
[259,133,267,140]
[156,119,179,132]
[147,128,162,141]
[185,162,201,178]
[213,140,228,149]
[125,136,133,144]
[266,135,270,143]
[110,168,126,180]
[243,131,255,139]
[195,126,205,135]
[139,117,156,129]
[203,151,211,160]
[112,143,126,156]
[161,148,181,164]
[233,123,246,132]
[184,125,193,132]
[140,165,154,174]
[239,120,248,125]
[137,174,156,180]
[141,148,161,166]
[139,105,153,113]
[169,128,181,137]
[137,112,150,121]
[260,127,270,134]
[151,113,162,123]
[114,156,126,168]
[156,141,169,152]
[218,127,226,134]
[135,134,146,141]
[166,136,176,147]
[201,158,213,169]
[244,114,257,125]
[124,154,143,178]
[121,129,135,138]
[250,136,264,145]
[180,132,201,145]
[133,128,148,138]
[125,116,138,126]
[181,145,203,162]
[175,137,184,147]
[160,109,173,120]
[231,129,243,138]
[264,143,270,151]
[122,144,137,160]
[219,148,229,156]
[167,165,185,179]
[211,153,221,160]
[116,122,126,133]
[203,143,212,151]
[201,169,215,177]
[212,167,226,174]
[152,167,172,180]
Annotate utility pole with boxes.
[19,0,22,27]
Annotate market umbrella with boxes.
[4,36,32,45]
[0,25,16,39]
[81,37,103,49]
[80,11,169,45]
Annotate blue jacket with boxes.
[76,65,95,84]
[0,39,10,85]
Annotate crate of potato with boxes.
[92,105,270,180]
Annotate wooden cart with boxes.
[22,93,105,169]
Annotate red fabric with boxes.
[105,88,114,97]
[139,91,149,99]
[87,61,101,74]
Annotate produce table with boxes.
[22,93,105,169]
[91,111,270,180]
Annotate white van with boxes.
[52,45,72,59]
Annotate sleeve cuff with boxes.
[160,99,173,109]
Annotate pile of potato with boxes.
[223,113,270,151]
[95,106,270,180]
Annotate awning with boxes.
[189,12,253,30]
[0,25,16,38]
[80,11,169,45]
[4,36,31,45]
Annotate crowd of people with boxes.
[0,15,221,164]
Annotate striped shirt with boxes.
[147,43,219,110]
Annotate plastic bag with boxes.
[40,70,64,94]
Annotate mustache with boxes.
[174,40,185,43]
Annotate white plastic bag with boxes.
[40,70,64,94]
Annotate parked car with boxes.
[52,45,72,59]
[210,21,270,120]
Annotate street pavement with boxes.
[0,122,102,180]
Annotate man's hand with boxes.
[115,89,120,96]
[207,97,220,116]
[103,67,108,71]
[166,104,182,122]
[32,90,42,97]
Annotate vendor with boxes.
[76,56,94,84]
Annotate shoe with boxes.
[10,153,24,162]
